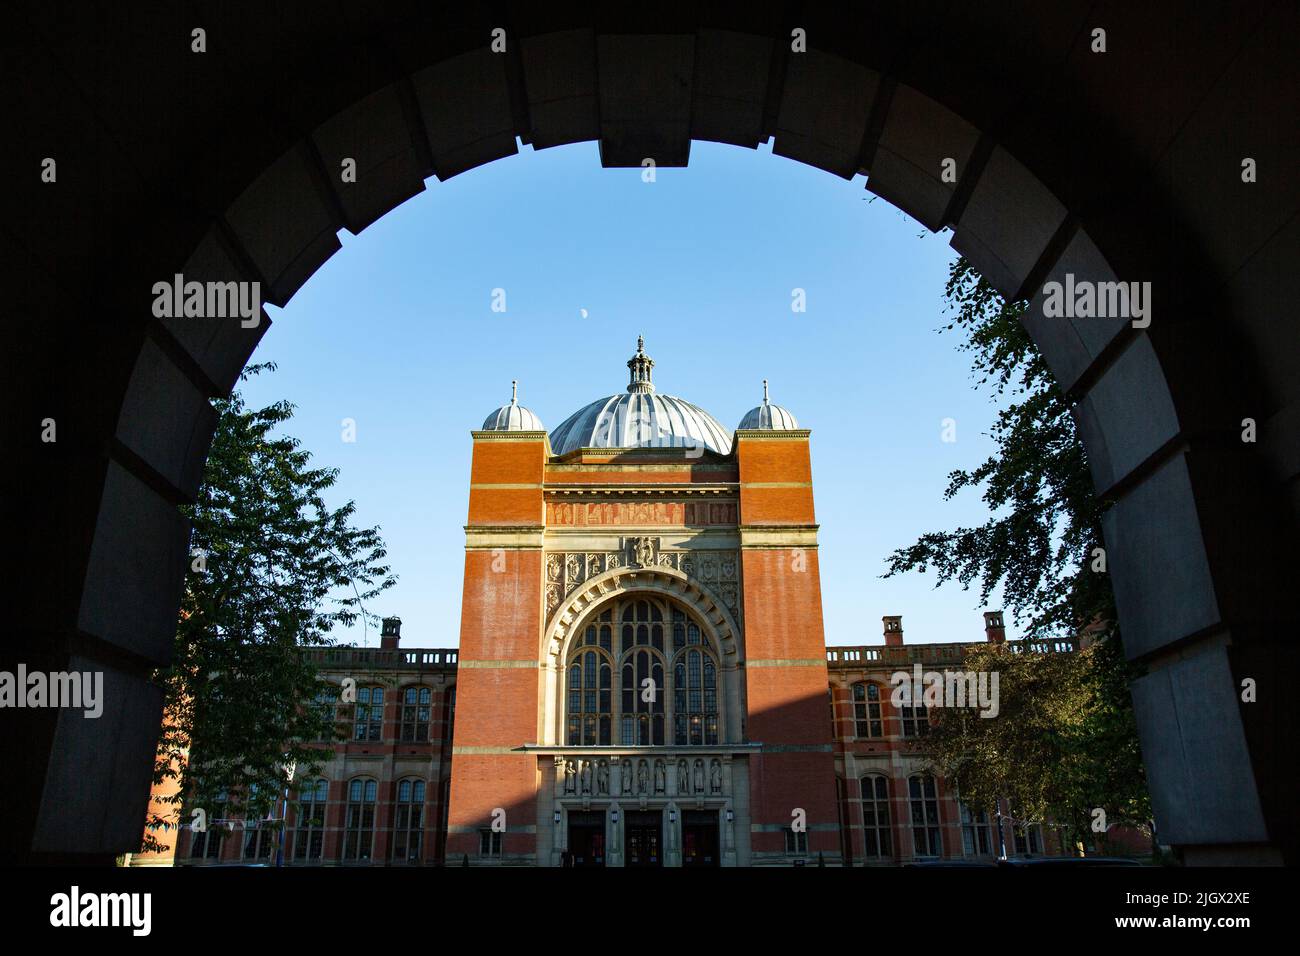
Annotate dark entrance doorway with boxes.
[567,811,606,867]
[625,811,662,867]
[682,810,720,867]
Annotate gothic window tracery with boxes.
[564,596,720,747]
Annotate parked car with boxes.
[902,860,998,867]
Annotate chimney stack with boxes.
[983,611,1005,644]
[882,615,903,646]
[381,615,402,649]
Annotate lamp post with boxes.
[275,759,295,868]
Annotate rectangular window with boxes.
[293,785,326,862]
[901,703,929,738]
[960,802,993,857]
[909,776,942,857]
[479,829,502,857]
[861,776,892,859]
[189,801,227,859]
[784,827,808,855]
[1014,824,1041,856]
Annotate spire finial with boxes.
[511,379,518,405]
[627,337,655,393]
[763,379,769,403]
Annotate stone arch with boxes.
[5,5,1297,864]
[540,566,744,747]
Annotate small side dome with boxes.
[481,380,544,431]
[739,380,799,430]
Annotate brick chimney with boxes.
[983,611,1006,644]
[381,615,402,649]
[882,615,903,646]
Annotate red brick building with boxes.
[160,340,1107,867]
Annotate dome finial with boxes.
[511,379,518,405]
[627,336,655,393]
[763,379,769,403]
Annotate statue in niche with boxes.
[654,760,666,794]
[677,760,690,795]
[710,760,722,794]
[637,760,648,794]
[564,760,576,794]
[693,760,705,793]
[621,762,633,795]
[597,761,609,795]
[631,536,655,568]
[580,760,593,794]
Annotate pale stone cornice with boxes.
[464,525,546,549]
[549,445,732,463]
[738,524,820,548]
[470,430,553,455]
[545,484,738,495]
[548,463,736,475]
[734,429,811,441]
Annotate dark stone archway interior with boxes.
[2,1,1296,864]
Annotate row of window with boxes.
[314,685,454,743]
[190,777,435,864]
[847,682,929,738]
[849,774,1043,860]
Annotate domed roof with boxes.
[549,337,733,456]
[739,380,799,430]
[481,380,545,431]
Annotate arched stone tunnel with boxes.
[2,1,1296,864]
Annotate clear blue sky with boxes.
[243,138,1018,649]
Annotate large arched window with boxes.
[565,597,718,747]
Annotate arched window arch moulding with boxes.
[12,6,1296,865]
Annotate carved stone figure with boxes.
[564,760,576,794]
[597,760,609,795]
[631,536,655,568]
[654,760,666,794]
[580,760,593,794]
[710,760,722,794]
[637,760,648,794]
[693,759,705,793]
[621,761,633,795]
[677,760,690,795]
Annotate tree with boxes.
[885,258,1149,851]
[927,637,1151,852]
[883,257,1112,639]
[141,363,395,853]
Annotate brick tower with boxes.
[446,344,837,865]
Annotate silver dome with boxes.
[738,380,799,430]
[548,338,733,456]
[481,380,545,431]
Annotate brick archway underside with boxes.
[2,1,1296,864]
